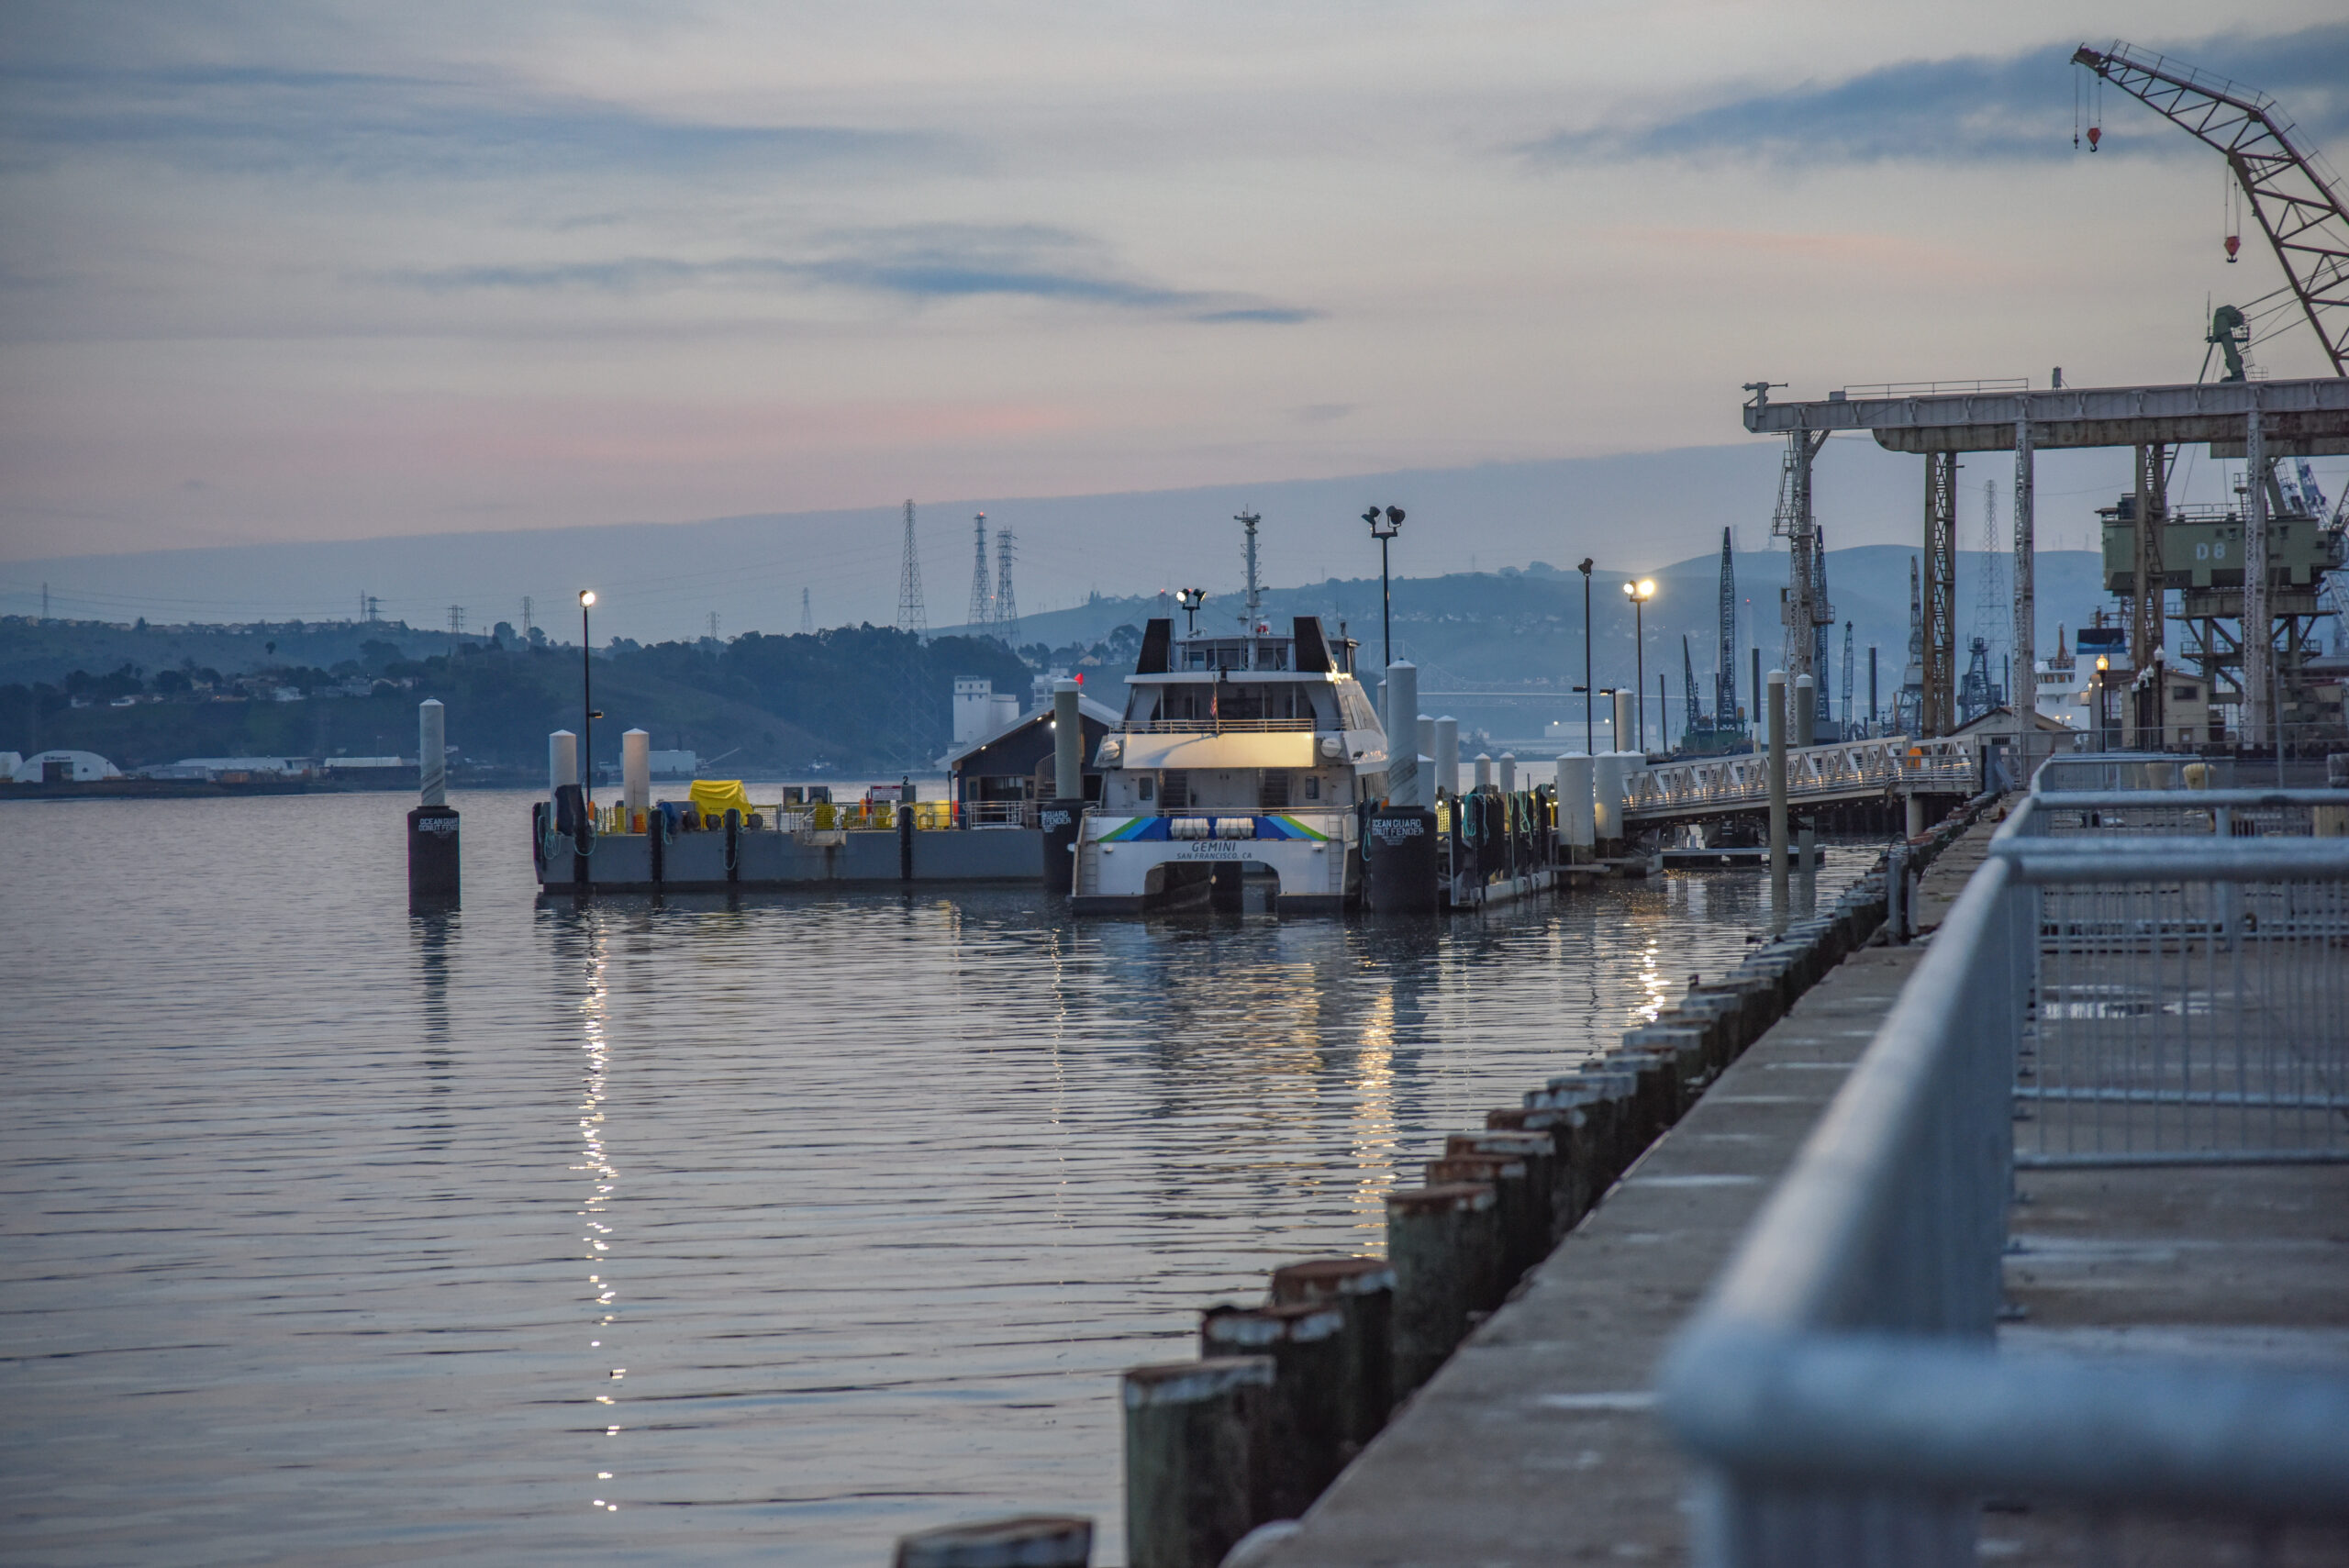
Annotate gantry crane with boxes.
[2073,40,2349,375]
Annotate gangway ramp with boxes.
[1624,735,1975,826]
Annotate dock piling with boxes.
[1766,671,1788,910]
[406,699,459,905]
[1041,679,1085,895]
[1386,1183,1499,1396]
[1267,1258,1395,1446]
[1123,1358,1274,1568]
[1199,1302,1350,1519]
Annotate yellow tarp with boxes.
[688,779,751,820]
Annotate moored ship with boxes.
[1071,615,1388,914]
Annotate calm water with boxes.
[0,792,1865,1565]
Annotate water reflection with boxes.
[2,793,1875,1568]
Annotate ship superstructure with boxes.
[1071,615,1386,914]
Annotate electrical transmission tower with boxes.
[707,611,720,640]
[966,513,992,631]
[896,499,927,637]
[448,605,464,636]
[800,587,813,635]
[520,595,531,637]
[992,528,1019,647]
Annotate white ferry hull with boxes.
[1071,811,1360,915]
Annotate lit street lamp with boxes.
[579,590,602,807]
[1623,577,1656,752]
[1364,506,1404,667]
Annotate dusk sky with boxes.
[4,3,2346,632]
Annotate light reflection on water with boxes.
[0,791,1865,1565]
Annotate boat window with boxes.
[1302,774,1320,802]
[1137,775,1155,802]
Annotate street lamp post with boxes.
[1577,559,1594,755]
[579,590,600,809]
[1364,506,1403,667]
[1623,577,1656,753]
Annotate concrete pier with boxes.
[1253,812,2003,1565]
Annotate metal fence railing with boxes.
[1662,806,2349,1563]
[2012,787,2349,840]
[2032,753,2237,793]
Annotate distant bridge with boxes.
[1624,736,1976,825]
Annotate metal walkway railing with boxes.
[1661,794,2349,1564]
[1624,736,1976,824]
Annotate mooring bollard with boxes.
[1124,1358,1274,1568]
[895,1516,1093,1568]
[1267,1258,1395,1447]
[406,698,460,905]
[1386,1183,1497,1397]
[1200,1301,1349,1520]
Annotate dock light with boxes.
[2095,654,2109,672]
[1364,506,1404,667]
[579,590,596,607]
[1623,579,1656,752]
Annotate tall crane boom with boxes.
[1682,634,1704,745]
[1715,528,1738,727]
[2073,40,2349,375]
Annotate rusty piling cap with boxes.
[1270,1256,1396,1301]
[1122,1356,1275,1407]
[895,1515,1093,1568]
[1386,1181,1496,1213]
[1448,1131,1552,1157]
[1202,1300,1346,1348]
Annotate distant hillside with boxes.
[0,626,1028,774]
[1003,545,2117,742]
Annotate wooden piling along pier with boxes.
[904,795,2003,1566]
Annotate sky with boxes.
[3,2,2346,634]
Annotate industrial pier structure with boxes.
[1745,375,2349,752]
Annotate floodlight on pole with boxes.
[1364,505,1404,667]
[1624,578,1656,753]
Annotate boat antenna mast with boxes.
[1237,509,1263,631]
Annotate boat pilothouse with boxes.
[1071,615,1387,914]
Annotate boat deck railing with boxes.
[1660,794,2349,1563]
[1119,717,1320,734]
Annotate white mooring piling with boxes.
[621,728,650,815]
[1556,753,1596,862]
[1434,717,1460,797]
[406,699,459,904]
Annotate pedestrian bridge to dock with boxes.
[1623,734,1976,826]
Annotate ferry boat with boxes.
[1071,615,1388,914]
